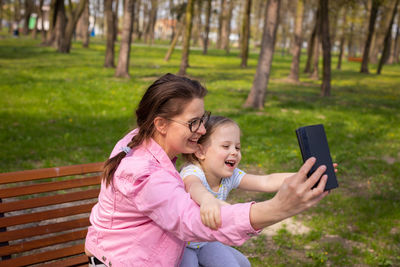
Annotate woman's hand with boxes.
[200,197,230,230]
[250,157,329,230]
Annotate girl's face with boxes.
[163,98,206,159]
[200,123,242,179]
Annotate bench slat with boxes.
[1,243,85,267]
[0,188,99,213]
[36,254,89,267]
[0,203,94,228]
[0,175,101,198]
[0,229,87,256]
[0,162,103,184]
[0,217,90,243]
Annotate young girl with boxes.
[180,116,336,267]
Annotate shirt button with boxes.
[102,256,107,261]
[109,261,112,266]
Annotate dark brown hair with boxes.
[102,73,207,186]
[183,115,239,164]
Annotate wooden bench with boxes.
[348,57,363,62]
[0,162,103,266]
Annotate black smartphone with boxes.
[296,124,338,191]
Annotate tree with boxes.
[164,3,186,61]
[104,0,116,67]
[192,0,203,47]
[115,0,136,78]
[377,0,399,74]
[22,0,34,35]
[361,0,381,74]
[336,7,348,70]
[370,1,397,64]
[288,0,304,82]
[244,0,280,109]
[390,17,400,63]
[304,7,319,74]
[240,0,252,67]
[320,0,332,96]
[77,0,90,48]
[221,0,234,53]
[202,0,212,54]
[216,0,226,49]
[178,0,194,76]
[54,0,88,53]
[0,0,3,31]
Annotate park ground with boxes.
[0,36,399,266]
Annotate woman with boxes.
[85,73,329,267]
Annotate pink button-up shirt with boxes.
[85,129,258,267]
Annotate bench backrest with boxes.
[0,162,103,267]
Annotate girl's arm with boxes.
[184,175,228,230]
[238,173,294,193]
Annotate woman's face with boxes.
[163,98,206,159]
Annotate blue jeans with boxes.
[180,242,251,267]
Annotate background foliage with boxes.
[1,37,399,266]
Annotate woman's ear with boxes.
[154,117,169,135]
[194,144,206,160]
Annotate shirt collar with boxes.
[145,137,178,170]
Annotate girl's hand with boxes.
[333,163,338,173]
[200,197,229,230]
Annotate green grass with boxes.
[1,36,399,266]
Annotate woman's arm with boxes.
[249,157,329,230]
[239,163,338,193]
[238,172,294,193]
[184,175,228,230]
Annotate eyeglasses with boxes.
[167,111,211,133]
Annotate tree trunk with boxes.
[240,0,252,68]
[310,34,320,80]
[222,0,234,53]
[216,0,226,49]
[32,1,40,39]
[81,0,90,48]
[361,0,380,74]
[311,9,321,80]
[23,0,34,35]
[54,0,66,50]
[104,0,116,67]
[192,0,203,47]
[178,0,194,76]
[115,0,136,78]
[147,0,158,45]
[133,0,141,40]
[377,0,399,74]
[336,7,347,70]
[244,0,280,109]
[392,19,400,63]
[288,0,304,82]
[304,8,319,73]
[0,0,3,31]
[57,0,88,53]
[164,17,184,61]
[44,0,57,46]
[39,0,46,42]
[370,1,396,64]
[320,0,331,97]
[202,0,212,54]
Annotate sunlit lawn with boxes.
[1,36,399,266]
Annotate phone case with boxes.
[296,124,338,191]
